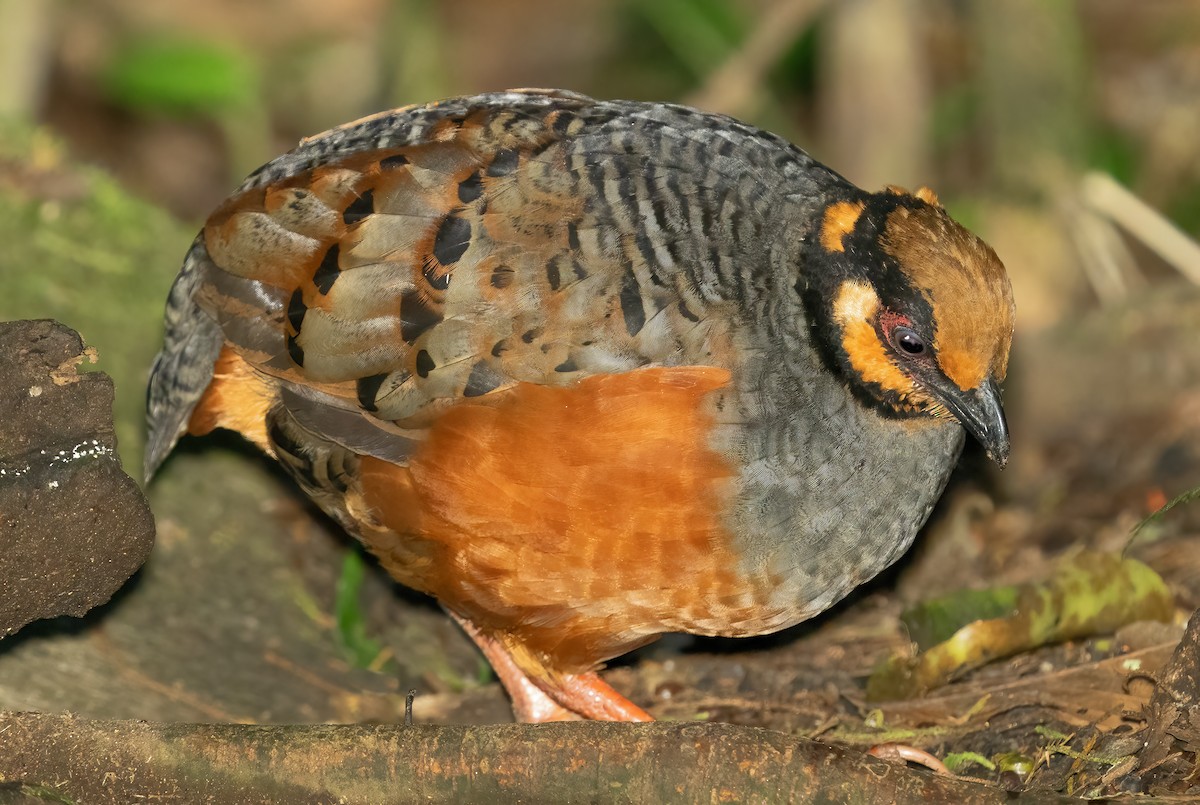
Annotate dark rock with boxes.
[0,319,154,637]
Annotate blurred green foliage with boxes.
[334,550,389,670]
[101,36,271,184]
[1169,183,1200,235]
[630,0,748,85]
[616,0,819,108]
[1087,126,1141,188]
[102,38,259,116]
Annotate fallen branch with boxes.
[0,713,1062,804]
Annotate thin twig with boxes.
[1081,172,1200,286]
[1068,200,1140,305]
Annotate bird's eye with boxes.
[892,326,926,356]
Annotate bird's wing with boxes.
[147,90,772,474]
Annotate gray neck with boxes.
[716,308,965,630]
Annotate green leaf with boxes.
[868,551,1173,700]
[942,751,996,773]
[901,584,1020,650]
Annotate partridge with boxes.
[146,89,1014,722]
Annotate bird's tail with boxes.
[144,233,224,482]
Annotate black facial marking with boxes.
[313,244,340,294]
[380,153,409,169]
[458,170,483,204]
[286,334,305,367]
[463,362,503,397]
[554,357,578,373]
[797,190,940,422]
[491,265,514,289]
[487,148,520,177]
[619,263,645,337]
[521,328,541,344]
[342,189,374,225]
[356,373,388,412]
[491,340,508,357]
[566,221,581,251]
[432,214,471,267]
[678,300,700,322]
[400,289,442,344]
[415,349,435,378]
[546,256,561,291]
[286,288,307,332]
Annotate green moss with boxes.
[0,122,197,481]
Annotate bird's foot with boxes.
[446,609,652,722]
[538,669,654,722]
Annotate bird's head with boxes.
[799,186,1015,466]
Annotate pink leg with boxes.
[446,610,653,723]
[546,669,655,721]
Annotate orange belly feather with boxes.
[357,365,754,677]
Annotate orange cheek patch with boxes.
[935,345,990,392]
[833,280,918,400]
[819,200,865,253]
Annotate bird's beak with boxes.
[941,376,1010,467]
